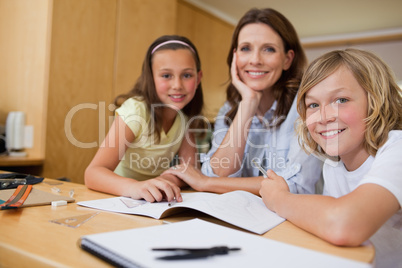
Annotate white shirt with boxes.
[323,130,402,268]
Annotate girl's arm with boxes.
[85,116,181,202]
[208,52,261,177]
[260,170,400,246]
[163,164,264,195]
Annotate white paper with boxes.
[80,219,372,268]
[78,190,285,234]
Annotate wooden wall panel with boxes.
[44,0,117,182]
[176,0,234,121]
[0,0,52,158]
[44,0,178,183]
[113,0,177,97]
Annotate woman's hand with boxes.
[231,50,262,104]
[159,173,189,188]
[162,164,207,192]
[259,170,290,212]
[127,177,182,203]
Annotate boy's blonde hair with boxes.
[297,48,402,157]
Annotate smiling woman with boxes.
[163,8,322,197]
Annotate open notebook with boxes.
[79,219,371,268]
[78,190,284,234]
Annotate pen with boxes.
[153,246,241,260]
[251,160,269,178]
[168,199,176,207]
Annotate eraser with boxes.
[51,200,67,207]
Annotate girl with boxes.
[163,8,321,195]
[85,35,204,203]
[260,48,402,267]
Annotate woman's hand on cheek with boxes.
[231,50,262,103]
[259,170,289,212]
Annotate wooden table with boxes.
[0,178,374,267]
[0,155,44,167]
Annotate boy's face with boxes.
[304,66,369,170]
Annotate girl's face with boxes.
[152,48,201,111]
[304,66,369,170]
[236,23,294,92]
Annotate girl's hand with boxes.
[128,178,182,203]
[259,170,290,212]
[162,164,207,192]
[231,50,262,104]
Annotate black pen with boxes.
[153,246,241,260]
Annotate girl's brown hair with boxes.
[225,8,307,126]
[114,35,204,142]
[297,48,402,157]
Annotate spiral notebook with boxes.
[79,219,371,268]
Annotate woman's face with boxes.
[235,23,294,92]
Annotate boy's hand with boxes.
[259,170,289,212]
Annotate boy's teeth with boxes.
[321,130,342,137]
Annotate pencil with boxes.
[252,160,269,178]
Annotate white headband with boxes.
[151,40,195,54]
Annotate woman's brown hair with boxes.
[225,8,307,126]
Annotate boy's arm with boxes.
[260,170,400,246]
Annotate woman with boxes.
[164,8,321,195]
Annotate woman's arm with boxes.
[178,131,198,168]
[85,116,181,202]
[210,101,257,177]
[260,170,400,246]
[163,164,264,195]
[207,52,262,177]
[159,131,198,188]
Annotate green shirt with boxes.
[114,98,187,180]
